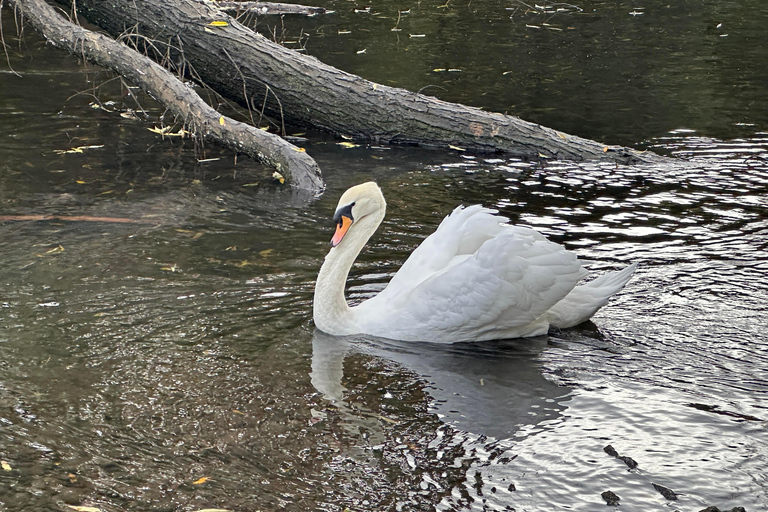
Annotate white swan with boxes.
[313,182,637,343]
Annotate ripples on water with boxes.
[2,132,766,511]
[2,4,768,511]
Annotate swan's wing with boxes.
[378,205,510,301]
[360,227,585,341]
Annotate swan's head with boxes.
[330,182,386,247]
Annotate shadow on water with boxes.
[311,331,571,440]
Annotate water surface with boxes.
[2,2,768,511]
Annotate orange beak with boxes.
[331,215,352,247]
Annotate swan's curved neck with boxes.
[313,211,384,335]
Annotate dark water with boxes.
[2,1,768,511]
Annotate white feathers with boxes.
[313,183,636,343]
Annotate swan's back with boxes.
[355,206,591,342]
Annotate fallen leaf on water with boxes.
[53,145,104,155]
[292,147,306,152]
[39,245,65,256]
[67,507,102,512]
[192,476,211,485]
[448,145,465,151]
[193,509,233,512]
[148,126,189,137]
[259,249,273,257]
[272,171,285,184]
[338,141,359,148]
[235,260,253,268]
[76,180,86,184]
[1,461,11,471]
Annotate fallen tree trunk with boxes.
[7,0,325,194]
[57,0,662,164]
[210,0,327,16]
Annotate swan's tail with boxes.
[546,262,638,329]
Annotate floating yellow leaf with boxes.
[272,171,285,184]
[603,146,610,152]
[67,507,102,512]
[293,147,306,152]
[148,126,189,137]
[433,68,446,72]
[76,180,86,184]
[39,245,65,257]
[448,145,465,151]
[208,20,229,27]
[235,260,253,268]
[259,249,273,257]
[1,461,11,471]
[193,476,211,485]
[219,117,225,126]
[54,145,103,154]
[337,141,359,148]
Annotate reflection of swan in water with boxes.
[314,182,637,343]
[311,331,571,439]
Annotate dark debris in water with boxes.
[687,403,764,422]
[603,444,638,469]
[652,482,678,500]
[601,490,621,506]
[699,507,748,512]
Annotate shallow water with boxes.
[2,1,768,511]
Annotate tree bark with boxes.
[58,0,663,165]
[7,0,325,194]
[212,1,327,16]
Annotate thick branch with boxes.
[60,0,664,165]
[8,0,325,194]
[209,0,327,15]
